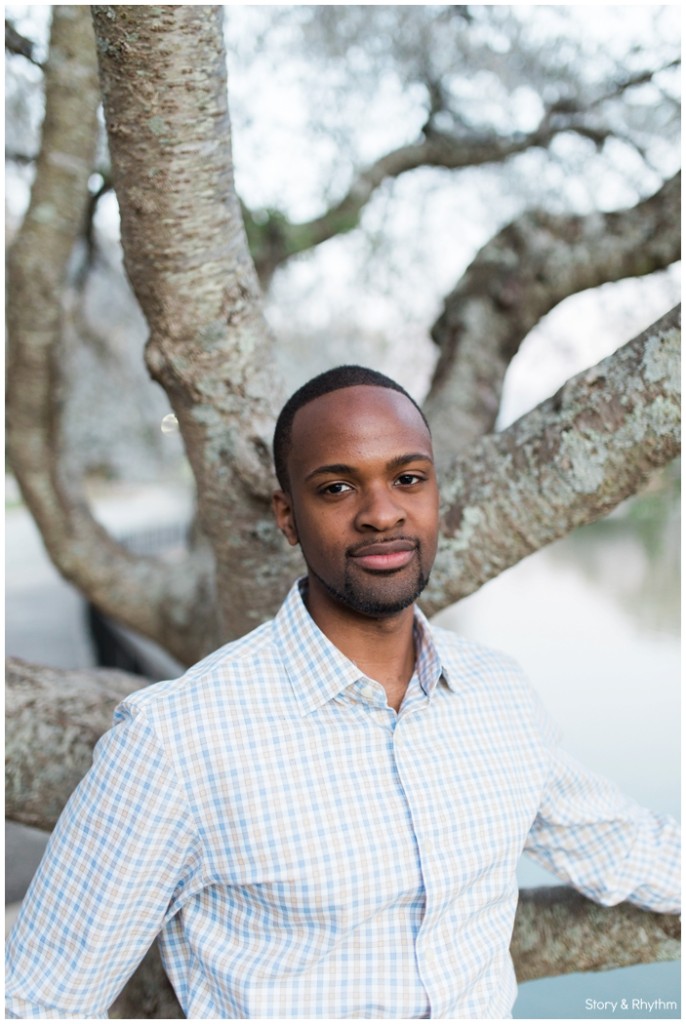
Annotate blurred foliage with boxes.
[622,460,680,559]
[553,462,680,634]
[577,460,679,556]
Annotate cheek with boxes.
[417,486,439,518]
[297,508,344,555]
[420,499,440,551]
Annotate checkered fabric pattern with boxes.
[6,579,680,1019]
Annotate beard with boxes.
[307,552,431,618]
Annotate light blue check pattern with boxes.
[6,579,680,1019]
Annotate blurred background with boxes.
[5,5,680,1018]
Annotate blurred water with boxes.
[432,508,680,1019]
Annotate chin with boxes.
[318,566,431,618]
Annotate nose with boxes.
[354,484,405,532]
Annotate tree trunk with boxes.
[91,5,300,646]
[424,173,681,453]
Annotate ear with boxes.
[272,490,299,546]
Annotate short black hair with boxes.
[272,364,430,491]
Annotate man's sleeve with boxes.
[523,687,680,913]
[5,703,202,1019]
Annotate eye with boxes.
[395,473,424,487]
[319,481,353,496]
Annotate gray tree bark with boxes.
[5,5,215,667]
[511,886,681,982]
[424,173,681,453]
[424,306,680,613]
[6,659,143,831]
[91,4,298,647]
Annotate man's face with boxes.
[273,385,440,620]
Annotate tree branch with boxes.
[512,886,680,982]
[6,658,144,831]
[5,7,215,666]
[243,73,678,288]
[243,120,584,287]
[587,59,681,111]
[423,307,680,614]
[82,172,113,271]
[5,18,42,67]
[7,655,679,1011]
[424,172,681,453]
[5,149,38,164]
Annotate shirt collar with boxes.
[412,602,450,698]
[273,578,450,716]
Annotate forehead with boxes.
[288,385,432,476]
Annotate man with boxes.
[6,365,680,1018]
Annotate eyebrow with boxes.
[304,452,434,483]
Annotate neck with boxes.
[304,583,416,712]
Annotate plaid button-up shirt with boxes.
[6,579,680,1019]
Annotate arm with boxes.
[5,705,202,1018]
[524,696,680,913]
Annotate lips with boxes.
[349,539,418,572]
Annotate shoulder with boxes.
[429,621,544,712]
[430,621,523,680]
[428,621,558,743]
[117,616,283,726]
